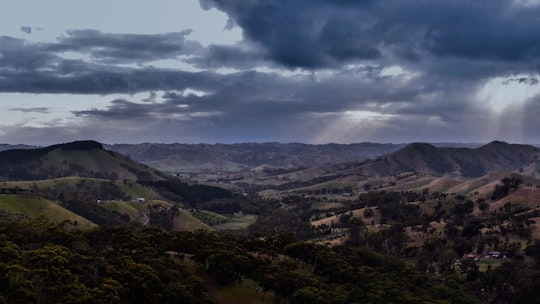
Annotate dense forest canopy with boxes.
[0,218,487,304]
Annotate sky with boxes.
[1,0,540,145]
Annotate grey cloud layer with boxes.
[1,0,540,143]
[9,107,50,113]
[49,30,203,63]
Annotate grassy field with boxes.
[206,278,272,304]
[189,209,228,225]
[212,214,258,230]
[115,181,161,200]
[0,194,96,229]
[4,176,97,188]
[101,200,173,224]
[173,209,215,232]
[5,177,161,203]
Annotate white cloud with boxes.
[477,74,540,113]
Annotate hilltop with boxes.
[196,141,540,198]
[107,142,407,173]
[0,140,166,181]
[0,141,234,231]
[348,141,540,178]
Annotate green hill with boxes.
[173,209,215,231]
[0,140,166,181]
[0,194,96,229]
[0,140,233,207]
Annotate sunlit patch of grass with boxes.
[213,214,258,230]
[206,278,272,304]
[173,209,215,232]
[0,194,96,229]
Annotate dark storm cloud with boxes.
[0,41,228,96]
[189,43,267,68]
[0,31,251,95]
[0,36,59,71]
[3,1,540,144]
[201,0,540,69]
[73,99,155,119]
[0,31,210,94]
[70,67,481,138]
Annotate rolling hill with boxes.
[271,141,540,183]
[354,141,540,177]
[0,141,235,230]
[107,142,407,173]
[0,194,97,229]
[0,140,167,182]
[223,141,540,199]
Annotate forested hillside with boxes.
[0,218,484,304]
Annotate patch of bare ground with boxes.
[447,172,508,195]
[422,177,463,193]
[529,217,540,239]
[488,187,540,212]
[311,208,382,227]
[391,175,436,191]
[310,201,344,211]
[205,278,271,304]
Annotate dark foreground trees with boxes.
[0,218,486,304]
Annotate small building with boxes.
[486,251,503,258]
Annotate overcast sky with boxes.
[1,0,540,145]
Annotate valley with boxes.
[1,140,540,303]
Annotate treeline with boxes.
[139,180,232,206]
[0,218,482,304]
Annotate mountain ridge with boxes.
[337,141,540,178]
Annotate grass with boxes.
[100,200,173,224]
[310,201,344,211]
[0,194,97,229]
[477,258,503,272]
[189,209,228,225]
[212,214,258,230]
[173,209,215,232]
[4,176,97,188]
[100,201,147,222]
[206,278,272,304]
[5,177,161,205]
[115,181,160,200]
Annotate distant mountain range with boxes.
[106,142,488,173]
[105,142,408,173]
[1,141,538,178]
[0,144,35,152]
[297,141,540,180]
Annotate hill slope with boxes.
[0,194,97,229]
[0,140,167,181]
[107,142,407,172]
[343,141,540,178]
